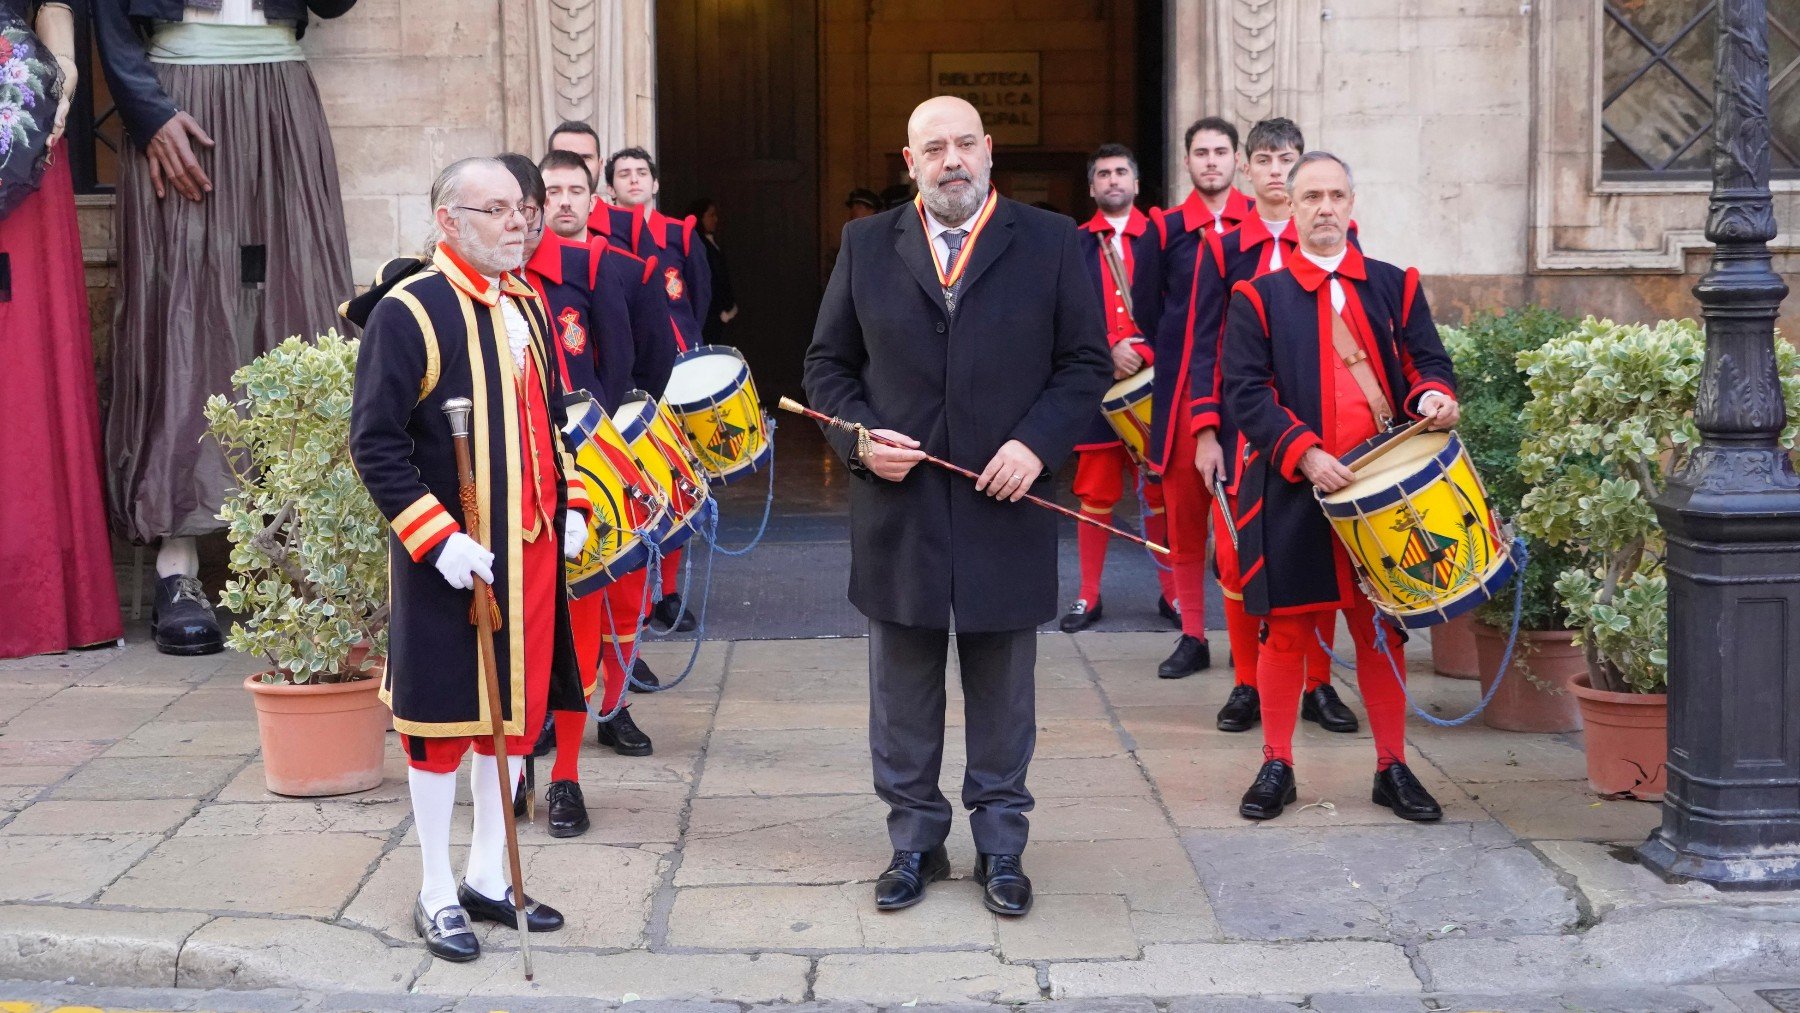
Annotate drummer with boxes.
[1061,143,1177,633]
[1219,152,1459,823]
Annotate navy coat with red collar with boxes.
[591,203,713,354]
[524,231,677,413]
[1075,205,1166,451]
[1220,246,1455,617]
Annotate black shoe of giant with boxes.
[651,593,698,633]
[1157,635,1211,679]
[1058,598,1102,633]
[1216,683,1261,733]
[152,575,224,656]
[596,706,653,756]
[545,779,590,838]
[1239,758,1298,821]
[631,658,661,689]
[1372,762,1443,822]
[874,845,950,911]
[457,881,565,932]
[973,853,1033,916]
[1158,595,1181,628]
[1301,684,1360,733]
[412,899,479,962]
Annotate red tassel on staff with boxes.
[458,484,504,629]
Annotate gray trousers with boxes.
[868,619,1037,855]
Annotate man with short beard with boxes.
[1060,143,1177,633]
[349,157,589,963]
[804,96,1110,918]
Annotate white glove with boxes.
[434,532,494,590]
[563,511,588,560]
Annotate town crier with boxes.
[1221,152,1459,824]
[349,157,589,963]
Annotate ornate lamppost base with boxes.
[1639,828,1800,891]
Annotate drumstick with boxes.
[1347,416,1436,475]
[779,397,1170,555]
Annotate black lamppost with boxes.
[1639,0,1800,890]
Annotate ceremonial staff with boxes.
[780,397,1169,554]
[440,397,535,982]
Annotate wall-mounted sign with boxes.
[929,51,1041,147]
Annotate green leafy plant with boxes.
[1439,307,1585,633]
[1515,317,1800,694]
[204,331,389,684]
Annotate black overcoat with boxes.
[803,195,1111,633]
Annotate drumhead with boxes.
[665,349,746,407]
[1103,367,1154,405]
[1320,431,1452,504]
[611,396,656,436]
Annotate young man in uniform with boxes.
[349,157,587,962]
[1221,152,1459,824]
[1061,143,1177,632]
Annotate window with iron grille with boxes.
[1602,0,1800,181]
[65,15,121,196]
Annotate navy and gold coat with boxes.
[1220,246,1455,617]
[349,244,591,737]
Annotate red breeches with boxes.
[1257,593,1408,769]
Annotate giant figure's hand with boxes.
[146,111,216,202]
[976,440,1044,503]
[864,429,926,482]
[35,3,76,148]
[434,532,495,590]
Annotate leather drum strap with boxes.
[1329,308,1395,428]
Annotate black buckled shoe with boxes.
[412,899,479,962]
[1301,684,1360,733]
[874,845,950,911]
[973,853,1033,916]
[512,757,535,819]
[1239,758,1298,821]
[596,706,653,756]
[1157,635,1211,679]
[1216,684,1261,733]
[545,779,590,838]
[1059,598,1103,633]
[1158,595,1181,628]
[651,593,698,633]
[631,658,661,689]
[152,575,224,656]
[1372,762,1443,822]
[457,881,565,932]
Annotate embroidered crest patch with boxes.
[664,266,685,302]
[558,307,587,354]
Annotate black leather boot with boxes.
[632,658,660,689]
[152,575,223,656]
[1239,758,1297,820]
[1058,598,1102,633]
[1301,684,1360,733]
[1216,684,1261,732]
[973,853,1033,916]
[874,845,950,910]
[596,706,653,756]
[1158,635,1211,679]
[1372,762,1443,822]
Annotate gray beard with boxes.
[921,181,987,227]
[457,227,524,276]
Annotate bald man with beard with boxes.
[804,96,1110,918]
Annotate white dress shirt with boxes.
[1262,218,1290,271]
[484,275,532,370]
[1102,212,1130,259]
[923,204,980,275]
[1300,248,1347,314]
[183,0,269,25]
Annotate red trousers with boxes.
[1160,422,1213,639]
[1258,592,1408,769]
[1211,496,1333,689]
[1071,445,1173,606]
[553,566,648,781]
[402,528,558,773]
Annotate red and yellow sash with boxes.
[914,188,999,289]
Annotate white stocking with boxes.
[156,536,199,579]
[407,766,459,915]
[465,752,524,901]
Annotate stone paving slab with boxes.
[0,835,163,903]
[412,949,811,1002]
[100,833,387,917]
[176,917,422,991]
[0,906,210,987]
[812,951,1040,1004]
[0,799,198,836]
[1046,940,1421,998]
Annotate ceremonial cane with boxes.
[440,397,534,982]
[779,397,1169,554]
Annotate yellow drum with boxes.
[1317,429,1516,630]
[1101,367,1154,464]
[613,391,707,552]
[562,395,670,599]
[663,345,773,484]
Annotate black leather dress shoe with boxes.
[152,575,224,656]
[512,757,534,819]
[874,845,950,910]
[651,593,698,633]
[545,779,590,838]
[1158,595,1181,627]
[1216,684,1261,732]
[631,658,661,689]
[1157,635,1211,679]
[1058,598,1102,633]
[973,853,1033,916]
[457,881,565,932]
[1372,762,1443,822]
[412,899,479,962]
[1301,684,1360,733]
[596,706,653,756]
[1239,758,1298,820]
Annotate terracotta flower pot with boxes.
[1569,674,1668,801]
[1473,623,1584,733]
[244,668,391,797]
[1430,612,1481,679]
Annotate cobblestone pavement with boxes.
[3,626,1798,1009]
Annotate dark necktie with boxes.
[941,228,968,315]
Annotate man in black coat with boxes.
[803,96,1110,918]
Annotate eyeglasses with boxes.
[456,204,542,225]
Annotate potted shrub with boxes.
[204,331,392,797]
[1441,308,1587,730]
[1516,317,1800,799]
